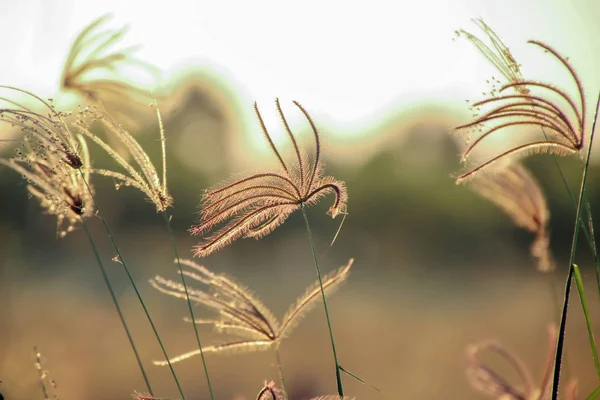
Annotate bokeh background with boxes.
[1,0,600,399]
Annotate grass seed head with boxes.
[191,99,347,257]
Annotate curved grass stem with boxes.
[300,204,344,397]
[552,91,600,400]
[161,211,215,400]
[274,345,288,400]
[82,220,153,395]
[80,174,186,400]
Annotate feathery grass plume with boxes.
[61,14,159,128]
[132,393,177,400]
[455,40,586,184]
[309,397,356,400]
[34,346,59,400]
[0,86,84,169]
[468,163,553,271]
[150,258,353,365]
[466,325,578,400]
[456,18,526,91]
[0,95,94,236]
[76,105,172,212]
[254,381,355,400]
[191,98,347,257]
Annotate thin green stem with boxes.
[552,92,600,400]
[82,220,154,395]
[300,204,344,397]
[80,175,186,400]
[161,211,215,400]
[274,345,288,400]
[587,385,600,400]
[541,127,600,298]
[572,264,600,380]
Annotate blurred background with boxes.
[1,0,600,399]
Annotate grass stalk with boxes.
[80,175,186,400]
[274,345,288,400]
[572,264,600,380]
[552,91,600,400]
[300,204,344,397]
[82,220,154,395]
[541,129,600,291]
[161,211,215,400]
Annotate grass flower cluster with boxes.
[2,12,600,400]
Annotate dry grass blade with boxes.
[466,325,576,400]
[76,105,172,212]
[150,258,353,366]
[456,40,586,182]
[191,98,347,257]
[61,14,159,127]
[468,163,553,271]
[0,89,94,236]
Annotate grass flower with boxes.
[76,105,172,212]
[150,258,353,365]
[466,325,577,400]
[61,14,158,127]
[191,98,347,257]
[468,163,553,271]
[456,18,525,91]
[0,86,84,169]
[455,40,585,183]
[0,89,94,236]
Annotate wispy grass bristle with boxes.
[467,163,554,271]
[150,258,353,366]
[191,99,347,257]
[61,14,159,128]
[76,105,172,212]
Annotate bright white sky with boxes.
[0,0,599,147]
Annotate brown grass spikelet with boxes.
[76,105,172,212]
[190,99,347,257]
[468,163,553,271]
[0,90,94,236]
[466,325,577,400]
[61,14,159,127]
[150,258,353,366]
[455,40,586,183]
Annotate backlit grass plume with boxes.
[76,105,172,212]
[456,18,525,90]
[191,98,347,257]
[0,88,94,236]
[456,40,585,183]
[468,163,553,272]
[466,325,577,400]
[61,14,158,126]
[150,258,353,365]
[255,381,355,400]
[0,86,85,169]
